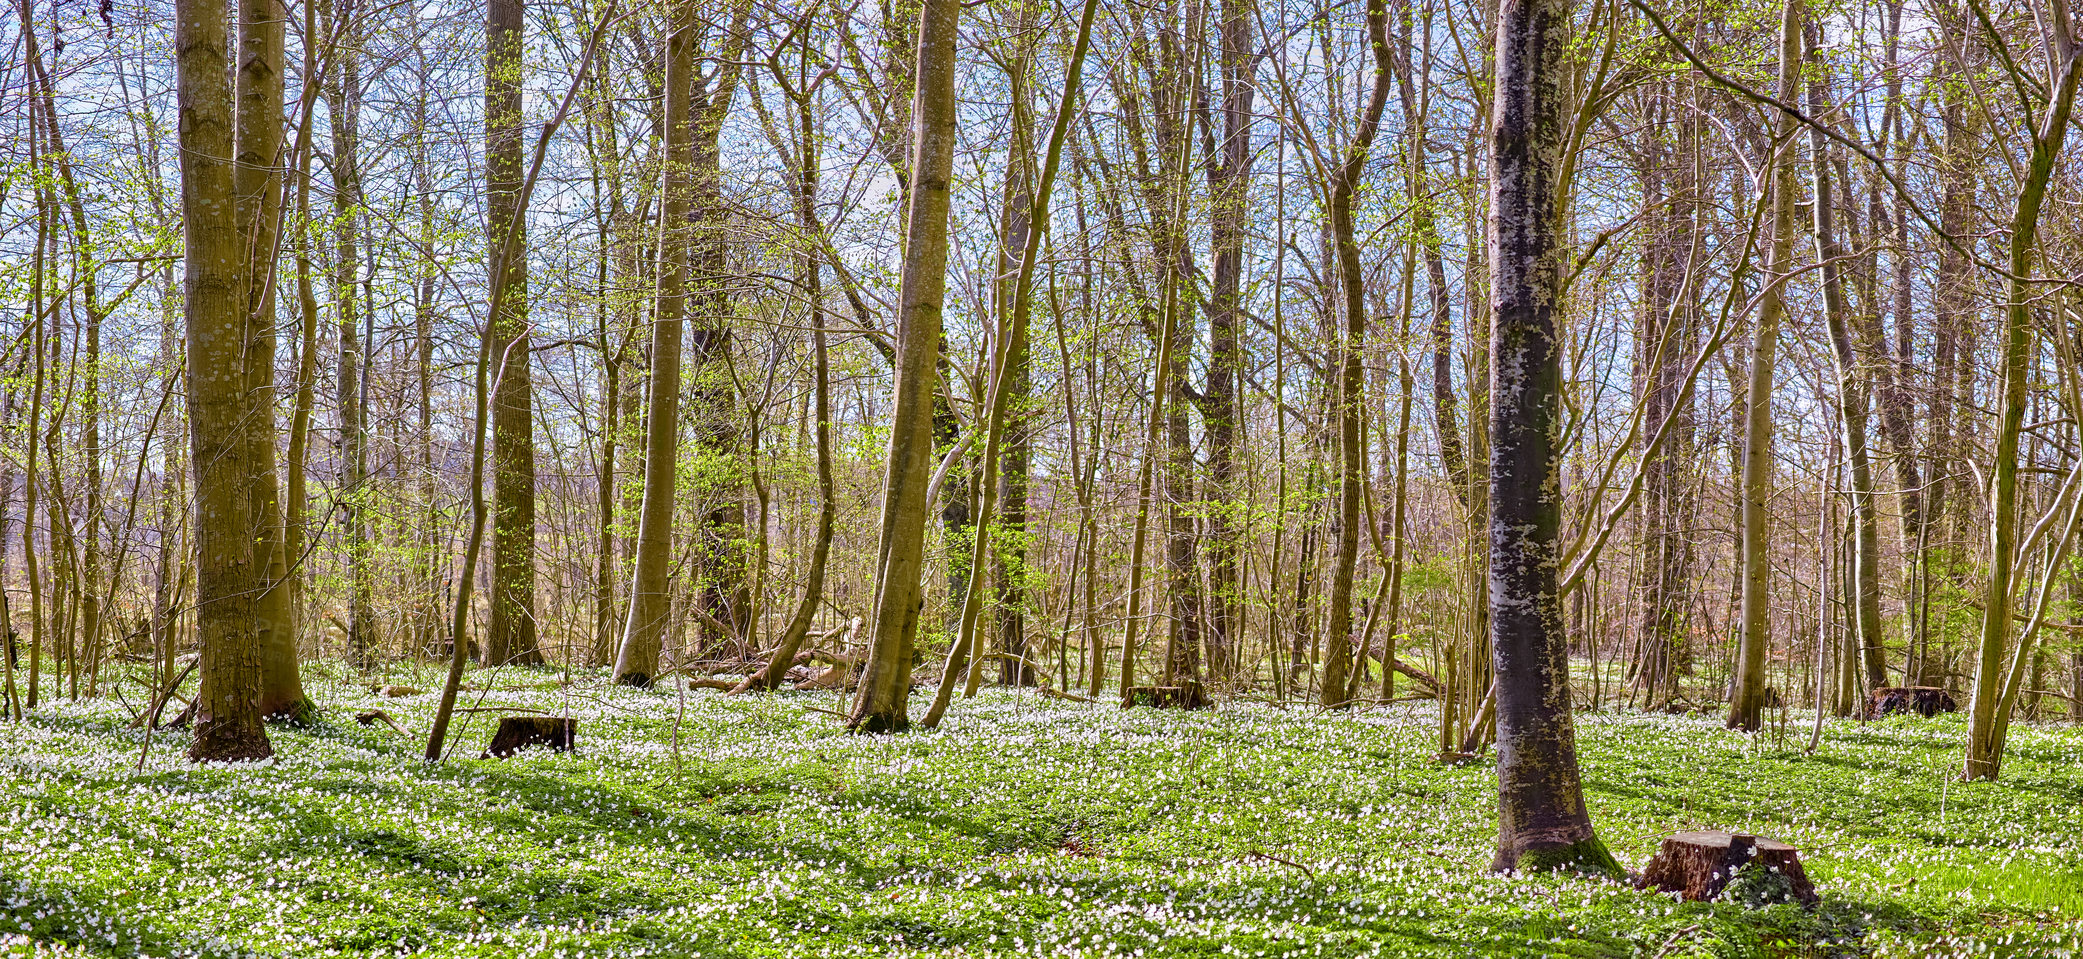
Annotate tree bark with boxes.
[1964,36,2082,781]
[327,0,375,673]
[612,0,694,688]
[176,0,272,761]
[485,0,541,667]
[1727,0,1801,732]
[848,0,962,733]
[1320,0,1392,707]
[1804,29,1887,693]
[1486,0,1612,873]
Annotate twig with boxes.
[1245,849,1316,878]
[1652,925,1702,959]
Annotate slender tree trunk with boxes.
[1320,0,1392,707]
[1727,0,1801,732]
[991,25,1036,689]
[612,0,693,688]
[1964,37,2081,782]
[848,0,962,733]
[738,36,836,692]
[327,1,376,672]
[1805,30,1886,693]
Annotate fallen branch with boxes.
[1038,686,1096,704]
[1245,849,1316,878]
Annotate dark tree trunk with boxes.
[1486,0,1613,874]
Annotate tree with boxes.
[613,0,696,688]
[1485,0,1614,873]
[1963,5,2082,781]
[1315,0,1392,708]
[848,0,963,733]
[485,0,542,667]
[175,0,272,762]
[1727,0,1802,733]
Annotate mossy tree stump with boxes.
[482,716,576,758]
[1637,831,1817,906]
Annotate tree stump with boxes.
[1637,831,1817,906]
[1120,684,1209,710]
[1864,686,1957,719]
[482,716,576,758]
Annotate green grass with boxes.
[3,664,2081,957]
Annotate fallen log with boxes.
[1389,658,1443,694]
[1038,686,1097,704]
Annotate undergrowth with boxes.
[2,663,2079,957]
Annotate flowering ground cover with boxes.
[3,664,2079,957]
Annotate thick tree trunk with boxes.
[176,0,272,761]
[1631,96,1698,710]
[687,17,753,654]
[485,0,541,667]
[1486,0,1613,873]
[1197,0,1255,682]
[849,0,962,733]
[236,0,305,716]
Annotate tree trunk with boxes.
[328,2,375,673]
[1804,30,1887,694]
[1727,0,1801,732]
[176,0,272,761]
[232,0,303,716]
[1964,39,2081,781]
[1320,0,1392,707]
[612,0,694,688]
[1486,0,1612,873]
[485,0,541,667]
[848,0,962,733]
[1197,0,1255,682]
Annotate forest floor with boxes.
[2,663,2080,958]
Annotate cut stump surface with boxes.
[482,717,576,758]
[1637,830,1817,906]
